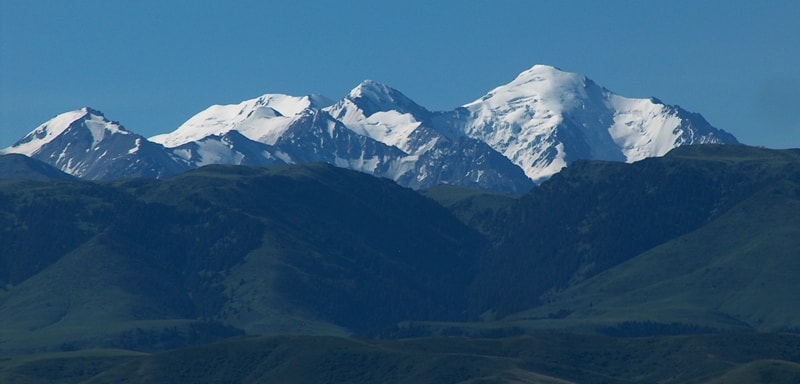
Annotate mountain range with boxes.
[1,65,737,192]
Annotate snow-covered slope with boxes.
[460,65,738,182]
[151,94,333,148]
[169,130,286,168]
[1,108,188,179]
[5,109,93,157]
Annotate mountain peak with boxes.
[519,64,566,74]
[345,80,428,117]
[151,93,335,148]
[2,109,92,156]
[508,65,587,91]
[348,80,398,102]
[467,65,590,112]
[2,107,133,158]
[80,106,105,116]
[461,65,737,182]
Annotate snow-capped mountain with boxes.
[458,65,738,182]
[150,94,333,148]
[325,80,535,191]
[327,80,433,152]
[148,83,533,192]
[1,108,188,179]
[1,65,739,191]
[150,92,419,183]
[151,91,417,183]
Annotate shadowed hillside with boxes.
[2,145,800,376]
[0,154,74,181]
[3,333,800,383]
[469,145,800,318]
[0,163,481,355]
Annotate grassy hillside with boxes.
[3,333,800,383]
[3,145,800,370]
[705,360,800,384]
[507,176,800,332]
[138,164,483,331]
[0,154,74,181]
[469,145,800,318]
[422,184,518,238]
[0,163,482,355]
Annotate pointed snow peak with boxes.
[2,109,90,156]
[508,65,588,94]
[346,80,427,117]
[2,107,131,157]
[350,79,393,98]
[511,64,583,83]
[516,64,568,77]
[466,65,597,114]
[348,80,402,106]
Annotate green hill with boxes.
[4,333,800,383]
[506,175,800,332]
[0,154,74,181]
[468,145,800,318]
[704,359,800,384]
[421,184,518,238]
[3,145,800,378]
[0,163,481,355]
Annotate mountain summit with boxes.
[2,65,738,190]
[2,108,188,179]
[459,65,738,182]
[344,80,431,118]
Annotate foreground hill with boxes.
[509,169,800,333]
[3,333,800,383]
[0,163,480,355]
[0,154,74,180]
[467,145,800,325]
[2,145,800,358]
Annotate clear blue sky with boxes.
[1,1,799,148]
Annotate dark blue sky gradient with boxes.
[1,1,798,148]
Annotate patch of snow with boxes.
[128,138,142,154]
[84,112,128,147]
[274,150,292,163]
